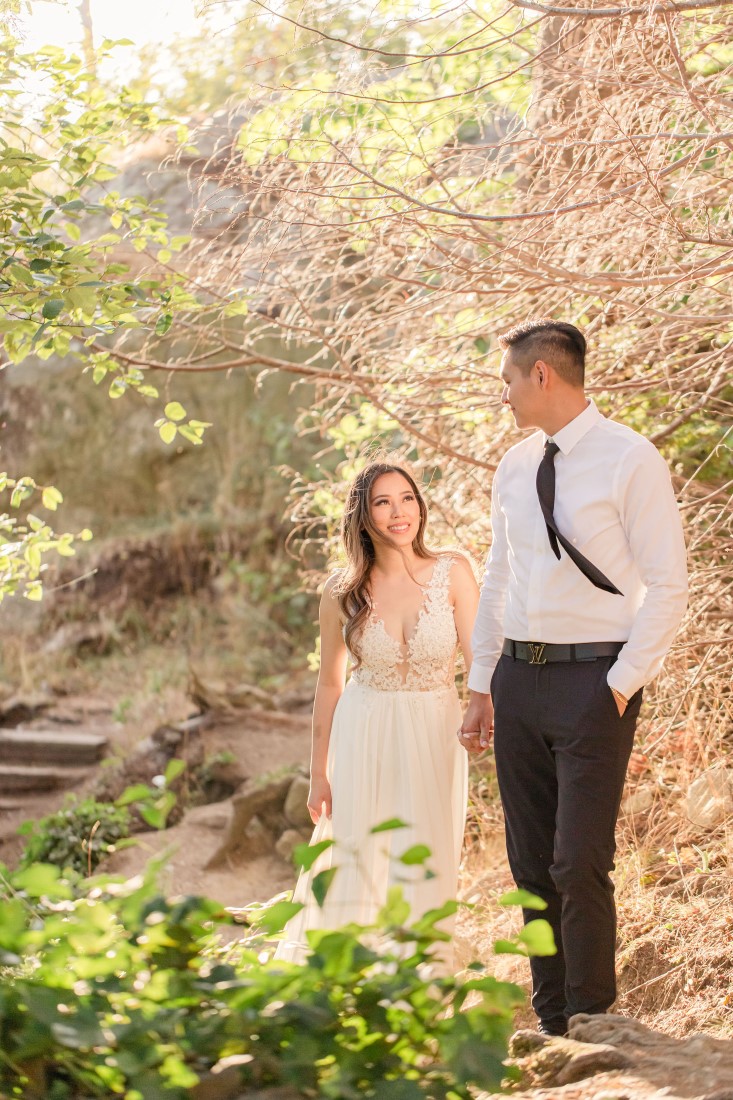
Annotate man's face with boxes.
[500,350,542,430]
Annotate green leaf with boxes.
[155,312,172,335]
[12,863,73,900]
[52,1016,106,1050]
[294,838,334,871]
[312,867,338,907]
[41,298,64,320]
[116,783,155,807]
[370,817,409,834]
[519,919,556,956]
[399,843,431,866]
[222,298,249,317]
[254,899,303,935]
[139,805,165,829]
[499,889,548,911]
[178,424,204,446]
[41,486,63,511]
[164,401,186,422]
[493,938,527,956]
[164,758,186,785]
[158,421,177,444]
[377,884,410,926]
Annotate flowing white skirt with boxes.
[274,680,468,964]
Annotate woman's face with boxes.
[368,471,422,547]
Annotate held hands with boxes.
[307,775,332,824]
[458,691,494,754]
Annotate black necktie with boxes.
[536,440,623,596]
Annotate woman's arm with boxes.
[307,575,348,823]
[450,555,480,676]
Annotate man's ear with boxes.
[535,359,550,387]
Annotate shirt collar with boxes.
[547,399,601,456]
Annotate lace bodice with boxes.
[351,555,458,692]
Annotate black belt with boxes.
[503,639,625,665]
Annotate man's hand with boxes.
[458,690,494,754]
[610,687,628,717]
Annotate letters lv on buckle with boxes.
[528,643,547,665]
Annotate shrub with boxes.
[17,797,132,875]
[0,853,551,1099]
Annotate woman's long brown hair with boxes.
[333,461,436,665]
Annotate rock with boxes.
[685,765,733,829]
[205,771,296,868]
[275,828,310,862]
[567,1014,733,1096]
[188,671,275,713]
[239,815,275,859]
[0,728,107,766]
[283,774,312,829]
[184,803,231,830]
[273,684,316,713]
[622,785,654,816]
[512,1034,633,1089]
[0,764,91,794]
[508,1029,549,1057]
[233,772,294,824]
[125,736,170,778]
[555,1043,632,1085]
[191,1058,303,1100]
[42,619,119,656]
[0,690,53,726]
[190,1064,244,1100]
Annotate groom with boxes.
[460,319,687,1036]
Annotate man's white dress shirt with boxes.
[468,400,688,701]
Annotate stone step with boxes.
[0,764,92,795]
[0,729,108,767]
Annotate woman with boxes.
[274,460,479,964]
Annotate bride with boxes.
[275,459,479,963]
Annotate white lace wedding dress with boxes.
[274,555,468,964]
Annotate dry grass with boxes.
[459,742,733,1040]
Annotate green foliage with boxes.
[16,797,131,876]
[0,474,92,602]
[0,838,553,1098]
[0,39,176,368]
[115,757,185,830]
[0,34,206,602]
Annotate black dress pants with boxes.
[492,653,642,1031]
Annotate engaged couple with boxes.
[275,318,688,1037]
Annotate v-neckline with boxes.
[369,560,440,650]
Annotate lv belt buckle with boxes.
[528,642,547,665]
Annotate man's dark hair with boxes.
[498,319,586,387]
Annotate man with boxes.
[460,319,687,1037]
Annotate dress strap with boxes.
[426,554,454,602]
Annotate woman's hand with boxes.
[307,775,332,823]
[459,690,494,752]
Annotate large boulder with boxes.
[283,774,313,829]
[685,766,733,829]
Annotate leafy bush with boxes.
[0,853,552,1099]
[17,798,132,876]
